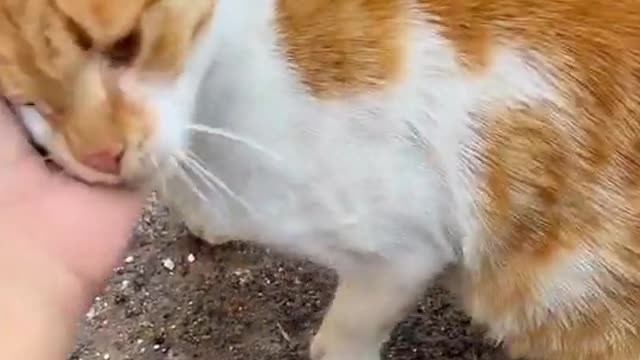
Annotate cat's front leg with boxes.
[310,263,438,360]
[183,216,235,246]
[158,191,234,246]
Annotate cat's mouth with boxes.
[14,103,157,188]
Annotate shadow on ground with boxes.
[70,200,508,360]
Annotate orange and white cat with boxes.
[5,0,640,359]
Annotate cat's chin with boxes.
[48,148,125,186]
[54,151,160,188]
[56,158,156,189]
[65,170,124,187]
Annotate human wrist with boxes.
[0,239,87,360]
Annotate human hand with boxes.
[0,100,147,359]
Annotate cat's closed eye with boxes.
[104,30,141,66]
[65,16,140,67]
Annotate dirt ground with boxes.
[69,198,509,360]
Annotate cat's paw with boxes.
[309,331,329,360]
[185,220,234,246]
[310,331,380,360]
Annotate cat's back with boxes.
[433,1,640,359]
[420,0,640,102]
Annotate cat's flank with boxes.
[7,0,640,359]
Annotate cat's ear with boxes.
[54,0,147,48]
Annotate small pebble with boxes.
[187,253,196,263]
[125,256,134,264]
[153,344,161,351]
[120,280,130,290]
[86,307,96,320]
[103,354,110,360]
[162,258,176,271]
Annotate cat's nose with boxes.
[81,145,125,175]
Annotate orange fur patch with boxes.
[275,0,407,98]
[0,0,86,112]
[465,103,640,360]
[438,1,640,358]
[53,0,148,48]
[136,0,216,76]
[417,1,494,72]
[61,61,151,165]
[418,0,640,77]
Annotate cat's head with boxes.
[13,0,216,185]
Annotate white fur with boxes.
[22,1,566,358]
[155,1,559,276]
[157,3,562,357]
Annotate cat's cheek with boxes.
[130,84,194,175]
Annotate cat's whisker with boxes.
[182,150,249,210]
[187,124,284,163]
[178,152,238,219]
[149,155,190,201]
[175,151,222,197]
[181,150,254,214]
[168,156,208,202]
[149,156,168,196]
[176,151,233,216]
